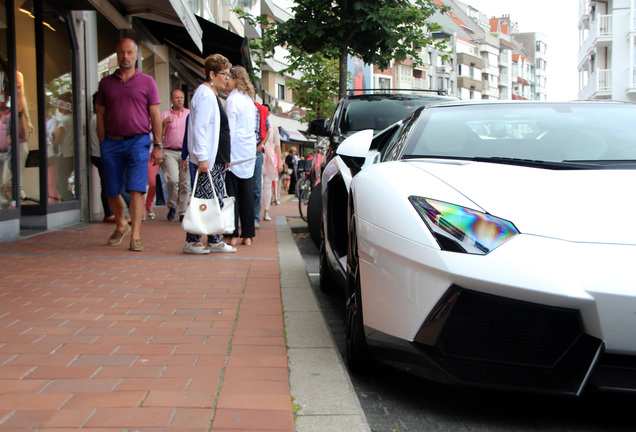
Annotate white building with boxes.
[578,0,636,101]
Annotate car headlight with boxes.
[409,197,519,255]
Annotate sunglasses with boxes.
[216,71,234,79]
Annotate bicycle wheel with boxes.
[295,176,307,199]
[298,179,311,222]
[295,175,304,199]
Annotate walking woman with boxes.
[183,53,237,254]
[225,65,257,246]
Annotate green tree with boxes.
[285,49,339,121]
[275,0,450,98]
[234,8,340,122]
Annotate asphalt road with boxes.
[291,224,636,432]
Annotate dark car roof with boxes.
[339,93,457,134]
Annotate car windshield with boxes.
[341,96,452,134]
[404,103,636,163]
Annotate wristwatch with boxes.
[153,142,163,149]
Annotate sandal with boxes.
[183,242,211,254]
[241,238,252,246]
[229,237,239,246]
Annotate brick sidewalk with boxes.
[0,194,301,431]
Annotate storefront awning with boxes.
[85,1,203,52]
[139,15,250,69]
[280,127,308,143]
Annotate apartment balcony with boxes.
[628,67,636,95]
[263,0,292,21]
[413,78,427,89]
[483,65,499,77]
[578,14,612,67]
[457,52,484,69]
[482,83,499,99]
[578,69,612,99]
[457,76,483,92]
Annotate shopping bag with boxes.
[182,170,225,235]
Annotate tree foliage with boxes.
[285,48,339,121]
[234,8,340,122]
[276,0,450,98]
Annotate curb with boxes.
[277,216,371,432]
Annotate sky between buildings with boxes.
[275,0,580,101]
[465,0,580,101]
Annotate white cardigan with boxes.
[187,83,220,167]
[225,88,256,179]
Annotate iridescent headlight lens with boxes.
[409,197,519,254]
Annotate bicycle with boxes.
[296,174,311,222]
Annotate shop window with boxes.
[43,2,75,205]
[0,0,13,210]
[16,0,75,205]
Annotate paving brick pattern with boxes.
[0,196,299,431]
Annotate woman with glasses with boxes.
[182,53,237,254]
[224,65,257,246]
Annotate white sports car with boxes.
[319,100,636,395]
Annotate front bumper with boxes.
[357,220,636,395]
[367,286,636,395]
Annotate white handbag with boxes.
[221,185,235,235]
[182,171,225,235]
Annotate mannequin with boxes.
[16,71,33,200]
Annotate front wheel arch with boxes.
[345,195,370,372]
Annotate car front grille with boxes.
[427,287,584,368]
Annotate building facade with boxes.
[578,0,636,101]
[364,1,547,102]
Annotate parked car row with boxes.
[307,94,636,396]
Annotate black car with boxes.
[306,89,457,249]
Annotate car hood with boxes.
[409,159,636,244]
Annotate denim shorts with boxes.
[100,134,150,197]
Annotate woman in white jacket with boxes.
[183,54,236,254]
[224,66,257,245]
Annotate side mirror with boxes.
[307,119,329,137]
[336,129,374,159]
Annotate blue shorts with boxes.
[100,134,150,197]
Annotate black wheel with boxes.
[345,210,370,371]
[298,178,311,222]
[319,239,335,292]
[307,184,321,248]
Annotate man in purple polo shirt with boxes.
[96,38,163,252]
[161,89,190,222]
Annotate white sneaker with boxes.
[263,213,272,221]
[207,242,237,253]
[183,242,210,254]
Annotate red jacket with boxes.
[254,101,269,142]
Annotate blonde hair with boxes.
[230,66,255,98]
